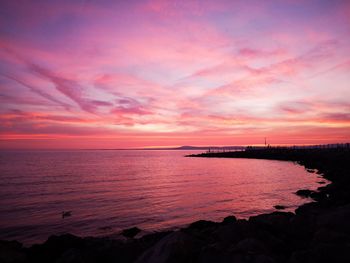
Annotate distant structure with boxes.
[264,137,267,147]
[246,143,350,151]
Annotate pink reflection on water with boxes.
[0,150,325,245]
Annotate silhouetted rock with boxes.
[313,228,349,244]
[122,227,141,238]
[138,231,173,245]
[213,219,256,248]
[222,215,237,224]
[188,220,217,230]
[135,231,203,263]
[295,189,315,198]
[316,204,350,234]
[306,169,316,173]
[28,234,84,262]
[289,243,350,263]
[274,205,286,210]
[235,237,267,254]
[0,240,26,263]
[198,243,231,263]
[249,212,294,234]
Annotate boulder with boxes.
[197,243,230,263]
[135,231,203,263]
[188,220,217,230]
[249,212,294,233]
[316,204,350,234]
[222,215,237,224]
[313,228,349,244]
[122,227,141,238]
[295,189,315,198]
[214,219,253,245]
[29,234,84,262]
[274,205,286,210]
[235,238,267,254]
[289,243,350,263]
[0,240,27,263]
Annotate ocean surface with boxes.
[0,150,325,245]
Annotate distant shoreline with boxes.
[1,143,348,152]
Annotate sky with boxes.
[0,0,349,149]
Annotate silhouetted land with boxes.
[1,148,350,263]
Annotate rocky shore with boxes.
[1,148,350,263]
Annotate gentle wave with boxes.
[0,150,324,245]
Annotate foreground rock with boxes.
[295,189,316,198]
[122,227,142,238]
[274,205,286,210]
[1,148,350,262]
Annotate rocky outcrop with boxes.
[122,227,142,238]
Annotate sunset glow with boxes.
[1,0,350,149]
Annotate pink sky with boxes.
[0,0,350,149]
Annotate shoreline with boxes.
[1,148,350,263]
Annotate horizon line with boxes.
[1,142,349,151]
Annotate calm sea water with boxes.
[0,150,324,245]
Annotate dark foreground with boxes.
[1,148,350,263]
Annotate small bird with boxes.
[62,211,72,219]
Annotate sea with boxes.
[0,150,325,246]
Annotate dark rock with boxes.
[295,189,316,198]
[187,220,217,230]
[274,205,286,210]
[234,238,267,254]
[289,243,350,263]
[28,234,84,263]
[289,213,316,241]
[228,239,277,263]
[309,191,330,202]
[183,221,218,245]
[122,227,141,238]
[198,244,230,263]
[318,181,326,184]
[135,231,203,263]
[214,219,253,245]
[138,231,173,245]
[0,240,26,263]
[288,249,310,263]
[316,204,350,234]
[55,248,86,263]
[255,229,287,254]
[249,212,294,234]
[313,228,349,244]
[250,254,276,263]
[222,215,237,224]
[295,201,322,216]
[199,245,275,263]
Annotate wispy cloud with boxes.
[1,0,349,148]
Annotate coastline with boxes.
[1,148,350,263]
